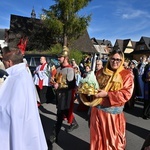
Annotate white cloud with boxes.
[89,5,102,10]
[122,10,150,19]
[113,0,150,19]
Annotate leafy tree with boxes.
[42,0,92,47]
[48,43,83,64]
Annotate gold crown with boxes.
[58,46,69,57]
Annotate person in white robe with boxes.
[33,56,51,104]
[0,49,48,150]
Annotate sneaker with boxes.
[143,115,149,120]
[66,123,79,133]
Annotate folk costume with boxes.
[55,64,76,123]
[79,52,134,150]
[90,68,134,150]
[50,46,78,143]
[0,63,47,150]
[33,62,51,103]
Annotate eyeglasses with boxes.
[110,58,122,63]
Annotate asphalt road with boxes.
[39,100,150,150]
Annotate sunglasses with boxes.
[110,58,122,63]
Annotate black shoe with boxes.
[49,134,58,144]
[66,123,79,133]
[143,115,149,120]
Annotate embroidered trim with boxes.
[96,105,124,114]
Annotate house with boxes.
[8,13,97,54]
[131,36,150,61]
[8,14,41,49]
[114,39,136,53]
[91,38,112,59]
[113,39,137,59]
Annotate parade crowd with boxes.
[0,45,150,150]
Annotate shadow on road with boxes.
[126,122,150,139]
[40,112,90,150]
[48,131,90,150]
[39,105,56,115]
[73,103,89,120]
[124,100,144,118]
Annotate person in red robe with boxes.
[80,49,134,150]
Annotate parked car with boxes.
[24,54,60,75]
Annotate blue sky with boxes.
[0,0,150,45]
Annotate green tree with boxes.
[49,43,83,64]
[42,0,92,47]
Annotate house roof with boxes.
[131,41,136,49]
[114,39,135,53]
[91,37,112,54]
[97,40,112,47]
[115,39,129,51]
[10,14,40,35]
[139,36,150,50]
[69,30,97,54]
[91,37,112,47]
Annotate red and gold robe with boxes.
[90,69,134,150]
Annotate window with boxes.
[140,45,144,50]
